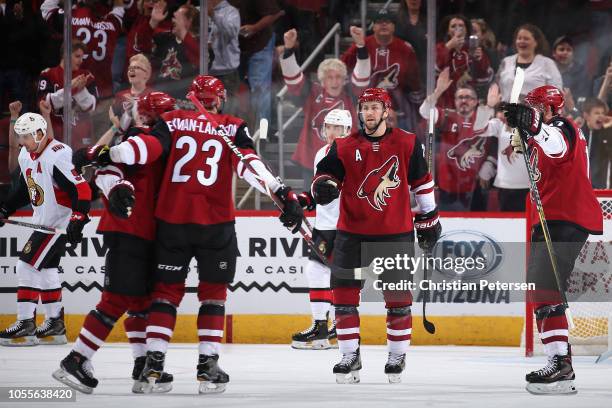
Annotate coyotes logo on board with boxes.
[357,156,401,211]
[25,168,44,207]
[447,136,486,171]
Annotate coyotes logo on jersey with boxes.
[25,168,44,207]
[447,136,487,171]
[372,63,400,90]
[160,48,182,80]
[357,156,401,211]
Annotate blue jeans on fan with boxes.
[245,34,275,124]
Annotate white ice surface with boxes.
[0,344,611,408]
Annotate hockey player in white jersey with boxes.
[0,101,92,346]
[291,109,352,349]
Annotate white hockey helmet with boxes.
[14,113,48,144]
[323,109,352,138]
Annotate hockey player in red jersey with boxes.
[500,85,603,395]
[86,75,303,393]
[52,92,176,394]
[0,101,91,347]
[291,109,353,350]
[312,88,441,384]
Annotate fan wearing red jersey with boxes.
[312,88,441,384]
[89,75,303,394]
[41,0,125,98]
[53,92,175,395]
[38,40,98,150]
[500,85,603,395]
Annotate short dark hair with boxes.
[582,97,608,114]
[60,39,88,58]
[455,84,477,98]
[438,14,471,41]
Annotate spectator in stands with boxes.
[280,27,370,188]
[435,14,493,109]
[208,0,240,115]
[147,3,200,97]
[112,53,153,132]
[594,57,612,109]
[38,40,98,150]
[237,0,283,125]
[470,18,499,71]
[395,0,427,77]
[581,98,612,189]
[342,9,421,132]
[41,0,125,99]
[479,108,530,212]
[419,67,497,211]
[496,24,562,103]
[275,0,324,62]
[552,35,590,103]
[125,0,172,67]
[0,0,48,112]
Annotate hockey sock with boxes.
[16,261,41,320]
[146,301,177,354]
[74,309,119,360]
[197,303,225,356]
[333,287,361,353]
[386,306,412,354]
[124,301,149,359]
[40,268,63,319]
[535,303,569,357]
[305,260,332,321]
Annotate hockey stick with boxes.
[510,67,574,329]
[186,93,329,266]
[421,109,436,334]
[0,218,66,234]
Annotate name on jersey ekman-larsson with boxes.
[166,118,238,136]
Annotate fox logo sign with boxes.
[447,136,486,171]
[357,156,401,211]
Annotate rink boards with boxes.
[0,210,528,346]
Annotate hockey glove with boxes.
[275,186,304,233]
[66,212,90,246]
[414,207,442,251]
[297,191,316,211]
[500,102,542,137]
[87,145,112,167]
[108,180,135,219]
[0,204,10,227]
[312,175,340,205]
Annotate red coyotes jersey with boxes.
[528,117,603,234]
[435,42,492,109]
[288,83,358,170]
[315,128,431,235]
[434,107,491,193]
[342,36,421,107]
[96,127,164,241]
[43,2,124,98]
[151,109,256,225]
[38,66,97,150]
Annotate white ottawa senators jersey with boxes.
[17,140,89,228]
[313,145,339,231]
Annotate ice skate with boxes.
[526,354,577,395]
[0,318,38,346]
[131,355,173,393]
[52,351,98,394]
[36,312,67,345]
[197,354,229,394]
[384,352,406,384]
[139,351,166,394]
[333,348,362,384]
[291,320,331,350]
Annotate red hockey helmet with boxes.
[188,75,226,109]
[524,85,565,115]
[358,87,392,110]
[137,91,176,120]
